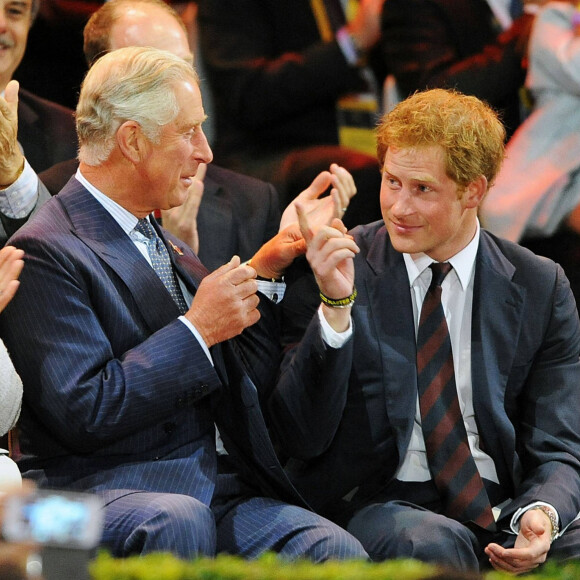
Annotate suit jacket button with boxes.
[163,422,176,434]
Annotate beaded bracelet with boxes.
[319,287,357,308]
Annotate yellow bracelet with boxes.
[319,287,357,308]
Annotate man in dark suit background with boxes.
[197,0,386,229]
[0,0,77,245]
[274,88,580,573]
[0,45,367,561]
[379,0,543,138]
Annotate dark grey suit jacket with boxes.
[0,179,51,247]
[275,222,580,532]
[18,88,77,173]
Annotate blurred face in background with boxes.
[109,4,194,65]
[0,0,33,90]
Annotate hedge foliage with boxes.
[89,552,580,580]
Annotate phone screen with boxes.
[3,490,104,549]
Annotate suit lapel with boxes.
[59,183,185,331]
[364,227,419,462]
[471,232,526,478]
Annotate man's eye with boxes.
[7,5,28,18]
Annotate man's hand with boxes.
[347,0,387,52]
[250,164,357,281]
[485,509,553,574]
[280,164,357,232]
[248,224,306,280]
[185,256,260,347]
[0,246,24,314]
[161,163,206,253]
[0,81,25,188]
[297,204,359,332]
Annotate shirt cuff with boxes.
[510,502,560,538]
[0,160,39,218]
[178,315,214,366]
[256,279,286,304]
[317,304,352,348]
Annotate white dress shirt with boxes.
[396,221,500,485]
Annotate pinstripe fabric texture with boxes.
[0,180,367,561]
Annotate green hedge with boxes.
[89,552,580,580]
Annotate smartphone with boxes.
[2,489,104,550]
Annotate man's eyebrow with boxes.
[409,174,437,184]
[8,0,32,9]
[384,168,438,184]
[177,115,209,131]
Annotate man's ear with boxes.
[117,120,148,163]
[463,175,487,209]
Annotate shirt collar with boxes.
[75,167,144,235]
[403,220,480,291]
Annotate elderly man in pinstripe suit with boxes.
[0,46,366,561]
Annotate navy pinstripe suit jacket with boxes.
[0,178,314,509]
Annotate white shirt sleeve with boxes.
[0,160,39,219]
[317,304,352,347]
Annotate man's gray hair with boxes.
[76,45,199,166]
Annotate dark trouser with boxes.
[344,479,580,572]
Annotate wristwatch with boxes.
[532,506,559,543]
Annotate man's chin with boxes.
[388,233,423,256]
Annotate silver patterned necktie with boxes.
[134,218,189,314]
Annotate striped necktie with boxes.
[134,218,189,314]
[417,262,495,530]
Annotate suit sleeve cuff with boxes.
[178,316,214,366]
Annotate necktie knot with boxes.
[135,218,156,240]
[429,262,452,289]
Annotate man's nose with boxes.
[194,128,213,164]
